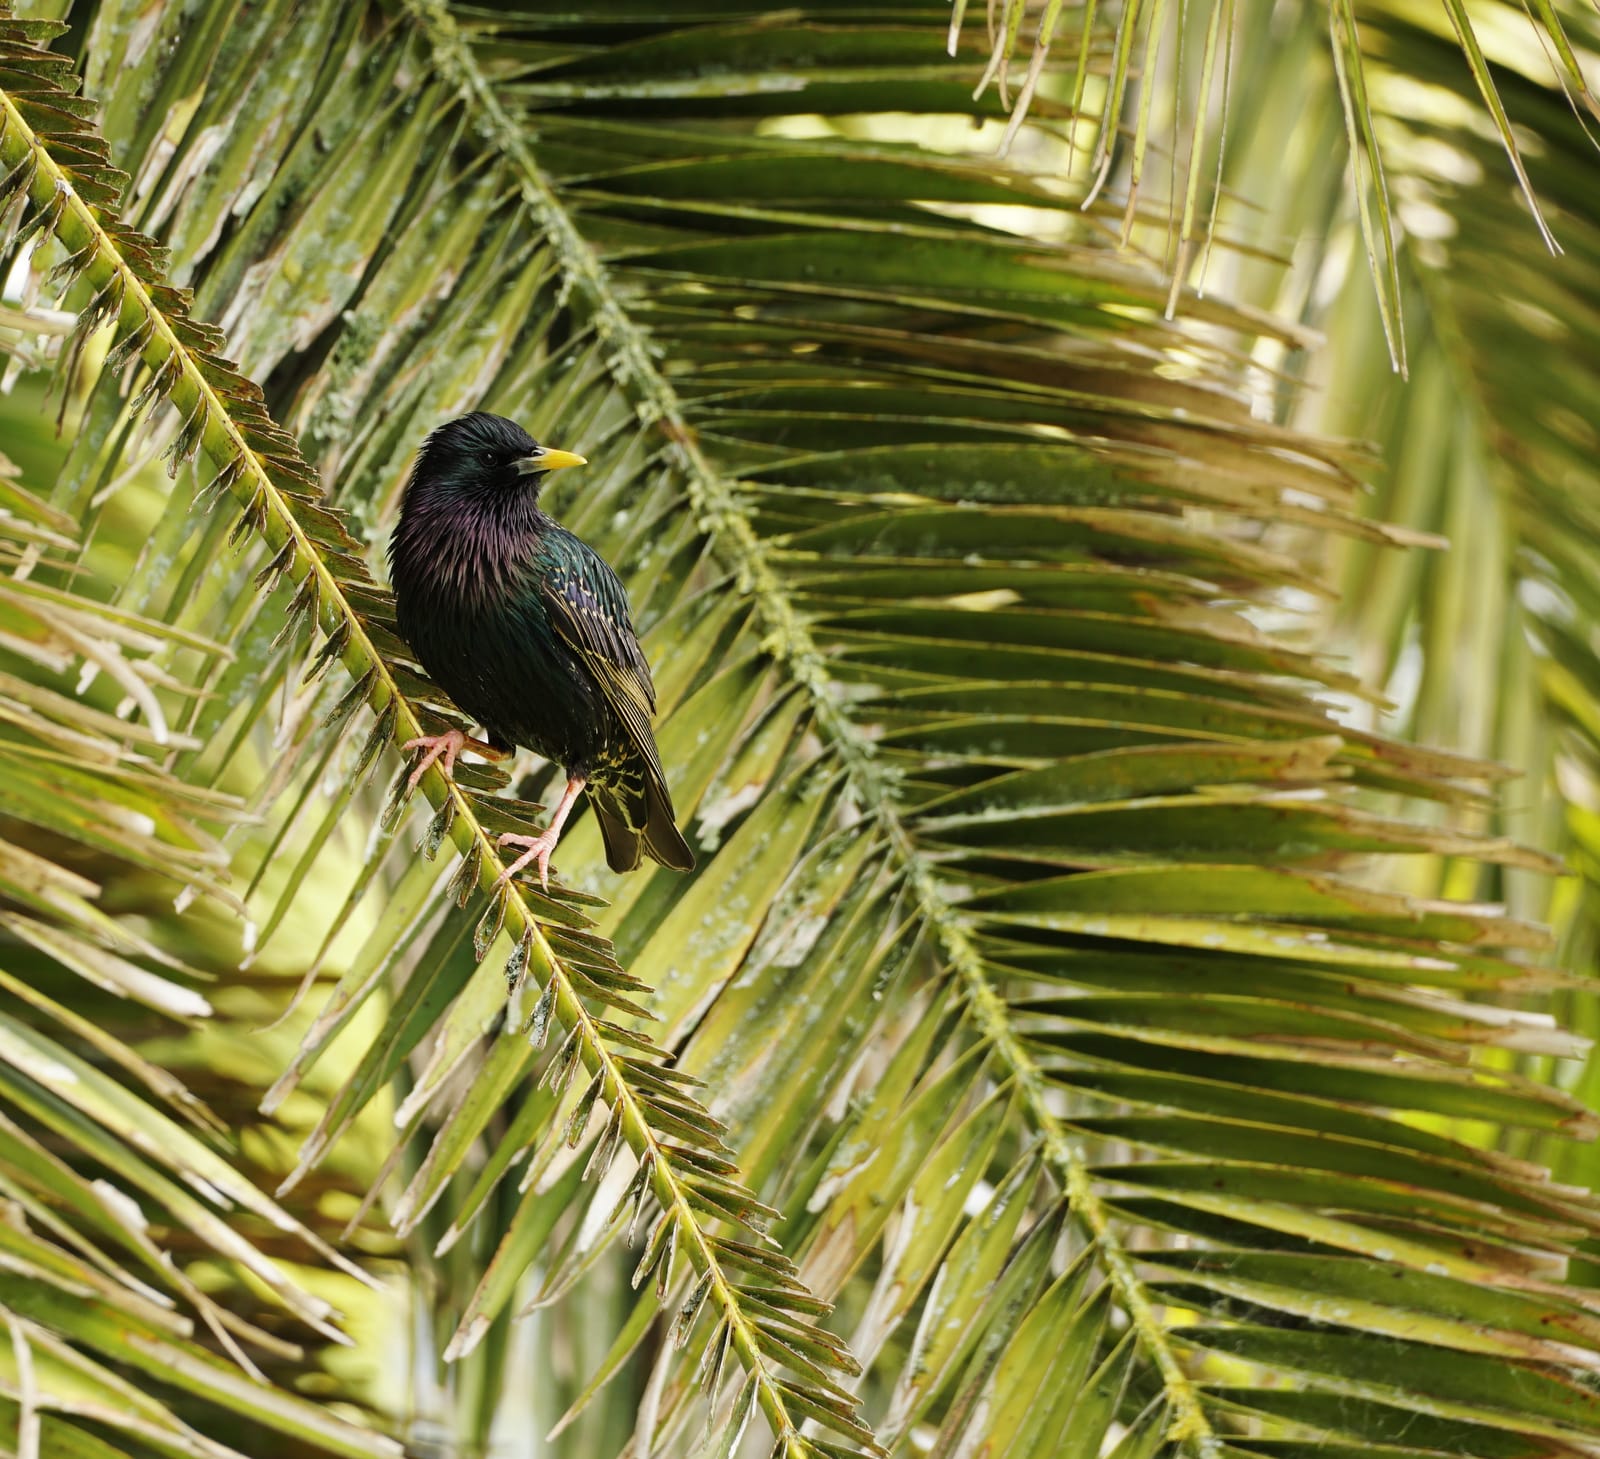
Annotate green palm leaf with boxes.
[0,11,867,1455]
[0,447,394,1452]
[953,0,1597,357]
[1242,3,1600,1200]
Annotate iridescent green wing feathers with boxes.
[537,537,693,872]
[537,534,661,773]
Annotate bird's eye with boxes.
[481,450,497,465]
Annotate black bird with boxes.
[389,412,694,890]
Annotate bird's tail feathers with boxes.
[593,776,694,875]
[594,799,642,875]
[641,783,694,872]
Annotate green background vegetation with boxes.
[1,3,1599,1457]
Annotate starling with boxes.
[389,412,694,889]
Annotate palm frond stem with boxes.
[0,63,850,1459]
[409,2,1215,1446]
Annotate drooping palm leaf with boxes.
[950,0,1598,364]
[1230,3,1600,1184]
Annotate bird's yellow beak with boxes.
[516,446,587,475]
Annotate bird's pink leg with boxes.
[496,775,587,892]
[402,728,508,791]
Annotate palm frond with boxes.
[950,0,1599,362]
[0,445,394,1452]
[1244,4,1600,1186]
[2,4,1599,1459]
[1,8,871,1454]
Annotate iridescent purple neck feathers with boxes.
[390,466,547,612]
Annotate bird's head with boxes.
[413,412,587,500]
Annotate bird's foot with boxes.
[495,830,560,893]
[493,776,585,894]
[402,728,504,791]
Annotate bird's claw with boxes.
[495,830,559,893]
[402,729,472,792]
[405,728,511,791]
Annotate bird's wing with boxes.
[538,538,659,755]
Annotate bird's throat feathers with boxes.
[390,469,550,612]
